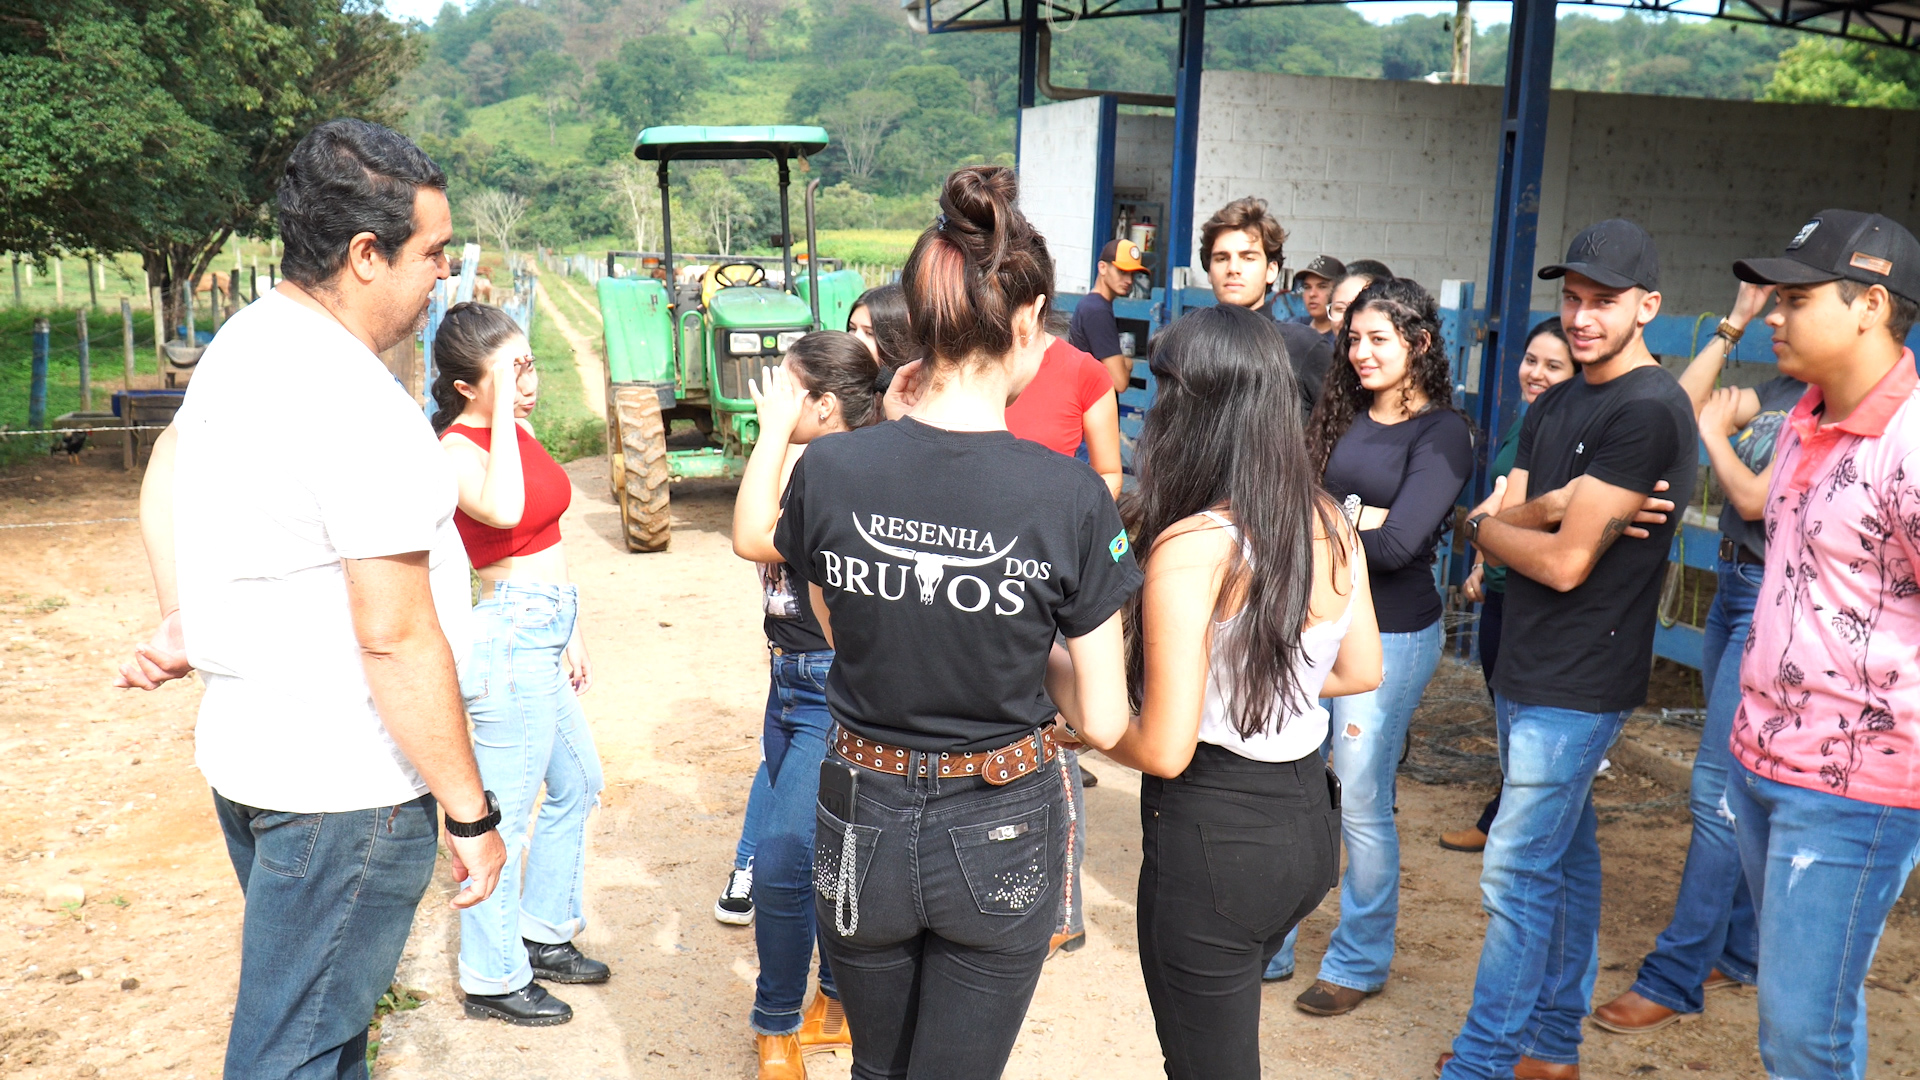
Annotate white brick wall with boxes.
[1017,99,1105,295]
[1191,71,1920,315]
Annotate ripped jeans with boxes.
[1729,763,1920,1080]
[458,582,606,996]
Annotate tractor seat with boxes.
[700,261,767,308]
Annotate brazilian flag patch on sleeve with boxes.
[1109,530,1130,562]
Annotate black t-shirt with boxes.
[1494,365,1698,713]
[1321,408,1474,633]
[761,557,830,653]
[1069,292,1123,361]
[774,418,1143,753]
[1719,374,1807,561]
[1276,320,1334,420]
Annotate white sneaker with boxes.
[714,861,754,925]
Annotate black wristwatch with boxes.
[1466,512,1491,546]
[445,790,501,837]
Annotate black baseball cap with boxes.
[1734,210,1920,304]
[1539,219,1660,291]
[1297,255,1346,283]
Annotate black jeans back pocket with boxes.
[1198,821,1299,935]
[815,804,880,937]
[949,805,1051,916]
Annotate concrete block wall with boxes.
[1018,98,1105,295]
[1192,71,1920,316]
[1114,112,1176,224]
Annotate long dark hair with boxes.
[1306,277,1463,474]
[429,302,523,434]
[901,166,1052,377]
[1127,304,1349,739]
[853,283,915,369]
[786,330,884,429]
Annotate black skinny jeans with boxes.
[813,744,1063,1080]
[1138,742,1342,1080]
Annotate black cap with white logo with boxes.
[1539,219,1660,291]
[1297,255,1346,283]
[1734,209,1920,304]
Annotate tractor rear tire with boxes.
[612,385,671,552]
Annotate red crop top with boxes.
[444,423,571,567]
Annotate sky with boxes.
[377,0,1657,30]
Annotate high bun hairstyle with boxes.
[902,166,1054,374]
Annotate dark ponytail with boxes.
[429,302,523,434]
[786,331,884,429]
[901,166,1053,375]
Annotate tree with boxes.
[516,51,583,145]
[707,0,786,59]
[823,89,912,184]
[688,168,752,256]
[470,189,531,259]
[0,0,416,333]
[592,35,711,127]
[1762,39,1920,109]
[604,160,658,252]
[1379,14,1452,81]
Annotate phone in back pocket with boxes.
[820,759,859,823]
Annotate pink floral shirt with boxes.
[1734,353,1920,809]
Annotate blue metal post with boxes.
[1015,0,1040,164]
[1167,0,1206,295]
[30,317,49,429]
[1091,96,1119,289]
[1475,0,1558,494]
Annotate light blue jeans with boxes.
[1441,697,1628,1080]
[1266,622,1443,987]
[458,582,606,995]
[1630,559,1760,1012]
[1729,762,1920,1080]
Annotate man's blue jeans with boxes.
[752,650,839,1034]
[215,791,438,1080]
[459,583,606,995]
[1266,622,1443,987]
[1630,559,1760,1013]
[1441,697,1628,1080]
[1729,762,1920,1080]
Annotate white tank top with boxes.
[1195,509,1362,763]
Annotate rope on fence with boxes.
[0,425,171,438]
[0,517,137,529]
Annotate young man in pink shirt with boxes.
[1728,209,1920,1080]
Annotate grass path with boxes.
[536,278,605,419]
[557,277,602,324]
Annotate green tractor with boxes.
[599,125,867,551]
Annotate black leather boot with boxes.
[463,982,573,1026]
[526,939,612,984]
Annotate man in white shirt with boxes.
[117,119,506,1079]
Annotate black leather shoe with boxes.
[526,939,611,984]
[463,982,573,1026]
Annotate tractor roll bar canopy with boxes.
[634,125,832,304]
[633,125,831,162]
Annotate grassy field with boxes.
[0,305,169,467]
[523,278,605,464]
[464,95,602,166]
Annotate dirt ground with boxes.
[3,446,1919,1080]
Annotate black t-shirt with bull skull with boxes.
[775,417,1142,754]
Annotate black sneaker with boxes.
[714,861,754,926]
[525,939,611,984]
[463,982,573,1026]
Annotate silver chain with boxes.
[832,820,860,937]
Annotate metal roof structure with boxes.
[632,126,832,162]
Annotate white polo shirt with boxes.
[172,290,471,813]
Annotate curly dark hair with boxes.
[1305,277,1467,475]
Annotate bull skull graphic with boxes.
[852,515,1019,604]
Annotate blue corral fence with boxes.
[1056,286,1920,674]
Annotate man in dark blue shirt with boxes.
[1069,238,1145,394]
[1288,254,1345,347]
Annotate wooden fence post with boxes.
[121,298,136,471]
[151,285,165,368]
[77,308,91,412]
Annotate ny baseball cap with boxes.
[1539,219,1660,291]
[1101,239,1146,272]
[1297,255,1346,283]
[1734,210,1920,304]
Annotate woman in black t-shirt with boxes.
[1283,278,1473,1013]
[730,332,884,1074]
[773,166,1140,1077]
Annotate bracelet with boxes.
[1715,318,1744,345]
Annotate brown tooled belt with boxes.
[833,726,1058,786]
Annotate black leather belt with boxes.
[1718,536,1766,566]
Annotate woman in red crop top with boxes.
[430,302,608,1028]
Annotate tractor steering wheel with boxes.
[709,261,767,289]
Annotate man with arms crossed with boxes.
[117,119,506,1079]
[1070,237,1146,394]
[1440,220,1696,1080]
[1725,210,1920,1080]
[1198,196,1334,416]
